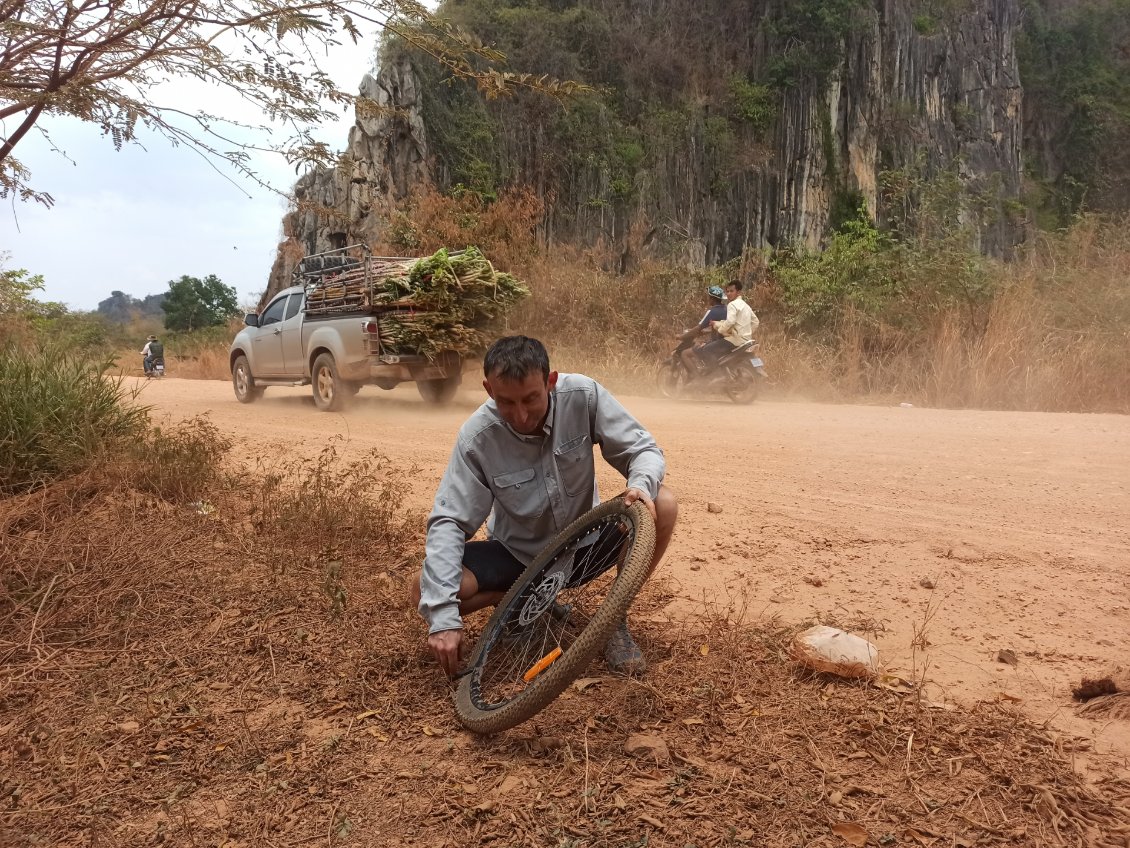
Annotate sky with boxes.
[0,27,383,312]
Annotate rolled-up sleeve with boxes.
[419,441,494,634]
[590,382,665,500]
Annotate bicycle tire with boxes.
[454,499,656,734]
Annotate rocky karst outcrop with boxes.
[265,0,1023,301]
[265,52,431,298]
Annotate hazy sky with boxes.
[1,30,380,312]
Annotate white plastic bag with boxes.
[790,625,880,679]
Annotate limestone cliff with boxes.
[265,53,430,297]
[266,0,1023,299]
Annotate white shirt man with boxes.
[712,280,758,347]
[696,280,759,369]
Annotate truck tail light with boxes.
[362,321,378,334]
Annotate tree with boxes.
[162,274,238,331]
[0,251,62,316]
[1,264,46,314]
[0,1,586,207]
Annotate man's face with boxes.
[484,370,559,435]
[725,285,739,301]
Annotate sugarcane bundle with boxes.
[385,247,528,356]
[376,310,499,357]
[306,246,528,357]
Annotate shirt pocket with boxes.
[491,467,542,520]
[554,434,594,498]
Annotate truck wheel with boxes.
[417,374,461,405]
[232,355,263,403]
[312,353,348,412]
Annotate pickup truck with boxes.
[228,283,465,412]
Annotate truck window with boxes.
[284,293,302,321]
[260,297,287,326]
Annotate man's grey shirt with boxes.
[418,373,666,634]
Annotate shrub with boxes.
[125,416,232,502]
[0,345,149,495]
[773,213,901,332]
[728,75,776,134]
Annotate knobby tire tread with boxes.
[454,500,656,734]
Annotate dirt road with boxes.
[131,376,1130,769]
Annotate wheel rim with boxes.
[726,368,757,401]
[316,367,334,404]
[657,364,682,398]
[467,511,639,713]
[234,364,248,396]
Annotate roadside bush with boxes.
[125,416,232,502]
[772,213,902,334]
[250,441,419,562]
[0,345,149,495]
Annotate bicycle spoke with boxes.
[471,513,635,710]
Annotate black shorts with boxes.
[464,524,628,594]
[463,540,527,594]
[698,337,733,364]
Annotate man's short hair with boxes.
[483,336,551,382]
[727,279,743,292]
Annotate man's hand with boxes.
[428,629,463,677]
[623,488,657,521]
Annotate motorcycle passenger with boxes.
[679,285,728,376]
[140,335,164,375]
[697,280,758,371]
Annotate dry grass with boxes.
[3,446,1128,847]
[509,217,1130,412]
[101,212,1130,412]
[112,343,232,381]
[165,346,232,381]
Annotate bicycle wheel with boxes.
[454,499,656,734]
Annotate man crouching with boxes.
[411,335,677,677]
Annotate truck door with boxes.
[252,295,288,376]
[280,292,305,375]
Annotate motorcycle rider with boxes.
[140,335,164,375]
[697,279,758,371]
[679,285,728,376]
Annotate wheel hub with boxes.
[518,566,570,626]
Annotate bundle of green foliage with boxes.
[377,247,528,356]
[306,246,529,357]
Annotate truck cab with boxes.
[234,286,306,380]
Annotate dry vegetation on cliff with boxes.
[376,188,1130,413]
[143,196,1130,414]
[3,428,1129,847]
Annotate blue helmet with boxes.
[707,285,725,300]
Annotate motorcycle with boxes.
[144,357,166,379]
[657,333,767,404]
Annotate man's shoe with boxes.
[604,619,646,676]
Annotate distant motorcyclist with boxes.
[697,280,758,371]
[679,285,728,376]
[140,335,164,375]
